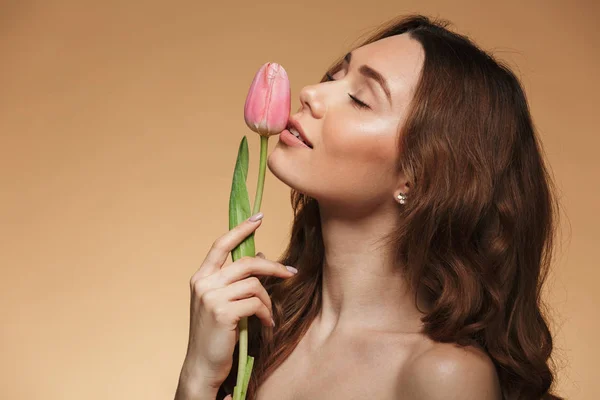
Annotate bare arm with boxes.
[174,362,221,400]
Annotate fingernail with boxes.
[285,266,298,274]
[271,317,276,327]
[249,212,263,222]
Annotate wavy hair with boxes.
[218,14,562,400]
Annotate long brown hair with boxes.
[219,14,562,400]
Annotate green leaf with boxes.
[240,355,254,399]
[228,136,255,262]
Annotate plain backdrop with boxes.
[1,0,598,399]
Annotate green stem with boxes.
[233,317,248,400]
[253,135,269,215]
[234,135,269,400]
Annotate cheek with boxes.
[322,117,398,165]
[314,118,399,197]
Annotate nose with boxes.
[298,83,325,119]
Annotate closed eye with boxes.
[325,72,371,110]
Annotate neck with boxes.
[311,201,424,344]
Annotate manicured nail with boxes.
[249,212,264,222]
[285,266,298,274]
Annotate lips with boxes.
[286,117,313,148]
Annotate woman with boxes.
[176,14,562,400]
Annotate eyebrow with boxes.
[344,51,392,106]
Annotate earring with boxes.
[397,193,407,205]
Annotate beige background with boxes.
[1,0,598,399]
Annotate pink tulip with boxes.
[244,62,291,136]
[231,62,291,400]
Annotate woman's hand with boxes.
[178,213,297,395]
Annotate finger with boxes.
[221,277,273,320]
[193,213,264,279]
[221,252,265,269]
[219,257,296,286]
[229,297,272,328]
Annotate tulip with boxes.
[244,63,291,136]
[229,62,290,400]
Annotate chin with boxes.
[267,150,309,195]
[267,150,292,186]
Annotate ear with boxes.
[395,180,410,197]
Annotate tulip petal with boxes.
[244,62,291,136]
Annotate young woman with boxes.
[176,14,561,400]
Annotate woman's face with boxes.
[268,33,425,212]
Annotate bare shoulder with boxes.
[399,341,502,400]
